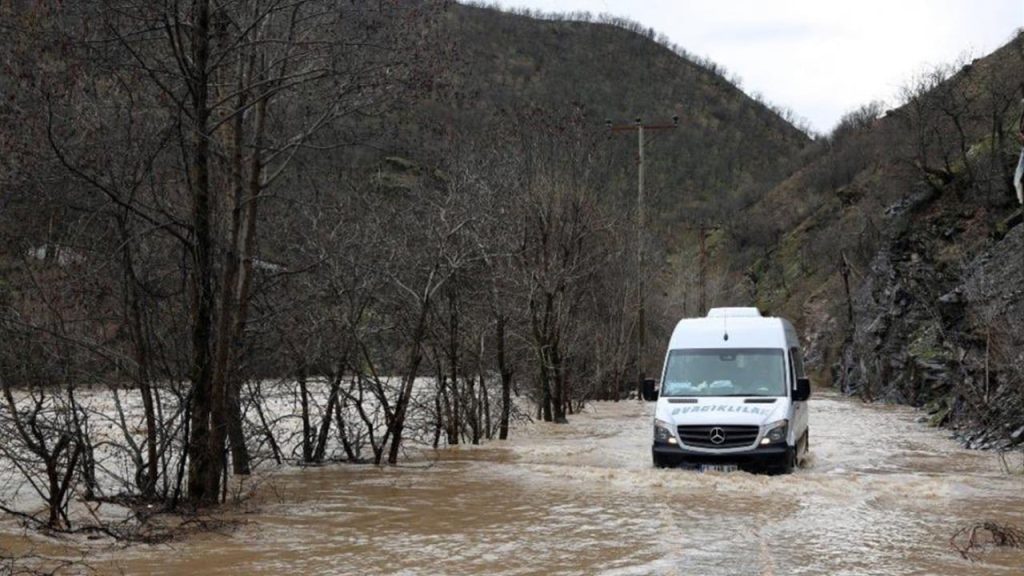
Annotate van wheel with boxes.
[653,454,674,468]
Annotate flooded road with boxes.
[20,392,1024,574]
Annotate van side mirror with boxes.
[642,378,659,401]
[794,377,811,401]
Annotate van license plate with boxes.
[698,464,737,473]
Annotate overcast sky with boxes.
[502,0,1023,133]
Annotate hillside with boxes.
[383,5,1024,443]
[727,31,1024,444]
[5,4,1024,560]
[436,3,811,233]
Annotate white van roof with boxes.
[667,311,796,351]
[706,307,762,318]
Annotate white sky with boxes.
[501,0,1023,133]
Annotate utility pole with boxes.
[608,116,678,400]
[676,222,720,315]
[699,223,707,313]
[637,122,645,402]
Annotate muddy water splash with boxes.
[20,392,1024,574]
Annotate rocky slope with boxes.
[740,30,1024,444]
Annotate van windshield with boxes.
[661,348,787,397]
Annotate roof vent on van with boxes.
[707,307,762,318]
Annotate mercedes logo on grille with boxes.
[708,427,726,445]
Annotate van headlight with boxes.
[760,420,788,445]
[654,419,677,444]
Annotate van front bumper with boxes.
[652,441,790,470]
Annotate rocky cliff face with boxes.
[945,215,1024,447]
[833,180,1023,447]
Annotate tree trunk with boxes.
[441,378,456,445]
[125,267,158,498]
[298,366,312,463]
[224,89,267,475]
[551,342,567,423]
[185,0,221,505]
[313,370,345,463]
[251,381,282,465]
[481,372,491,440]
[334,394,358,462]
[447,287,460,445]
[432,387,443,449]
[469,377,480,445]
[531,293,555,423]
[540,369,553,423]
[496,316,512,440]
[387,302,430,465]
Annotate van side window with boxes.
[790,347,805,378]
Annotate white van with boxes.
[650,307,810,473]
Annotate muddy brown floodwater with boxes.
[8,391,1024,575]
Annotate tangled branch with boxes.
[950,521,1024,560]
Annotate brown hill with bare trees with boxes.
[0,1,1018,541]
[440,3,812,229]
[0,1,813,526]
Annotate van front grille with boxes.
[677,425,759,449]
